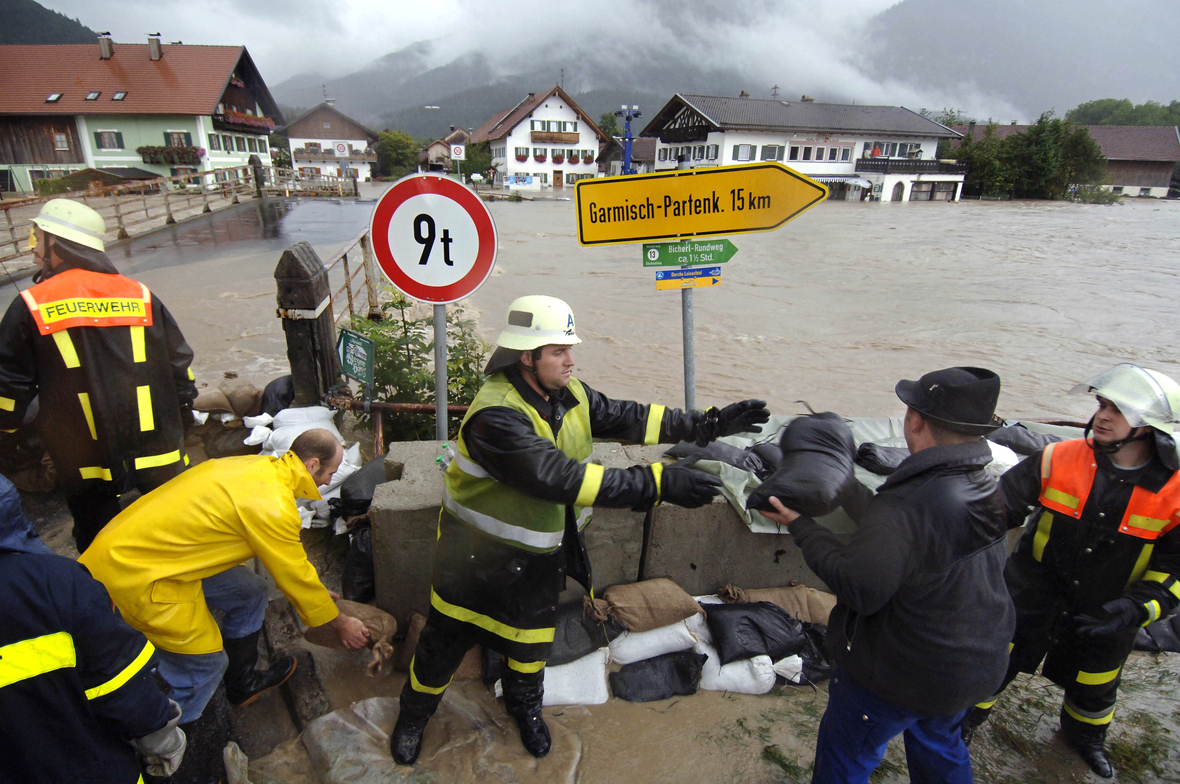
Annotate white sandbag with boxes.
[492,649,611,706]
[684,610,713,647]
[984,440,1020,479]
[261,406,343,456]
[694,594,724,605]
[608,619,697,665]
[242,413,274,429]
[772,654,805,685]
[243,425,271,446]
[696,640,776,694]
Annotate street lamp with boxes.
[614,104,641,175]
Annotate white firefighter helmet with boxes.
[1070,363,1180,434]
[494,295,581,351]
[31,198,107,252]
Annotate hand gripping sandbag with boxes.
[608,650,707,703]
[746,411,856,516]
[703,601,808,666]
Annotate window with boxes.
[221,135,232,153]
[567,148,578,160]
[658,147,668,161]
[515,146,529,159]
[167,132,187,147]
[841,147,851,162]
[235,137,246,151]
[306,142,321,152]
[85,91,101,100]
[95,131,123,150]
[693,146,704,160]
[171,167,199,185]
[53,133,69,151]
[732,144,754,161]
[565,121,578,133]
[538,173,548,184]
[1140,187,1151,196]
[760,144,784,161]
[113,91,126,101]
[802,147,812,161]
[828,147,839,161]
[323,121,331,129]
[46,93,63,103]
[533,147,546,158]
[789,146,800,161]
[208,135,221,151]
[814,147,825,161]
[247,137,257,152]
[1112,186,1123,194]
[706,144,718,160]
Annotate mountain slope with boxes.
[0,0,97,44]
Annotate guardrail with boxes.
[0,164,359,265]
[854,159,969,175]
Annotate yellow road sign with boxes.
[656,275,721,290]
[575,162,827,246]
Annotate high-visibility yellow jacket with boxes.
[79,452,339,654]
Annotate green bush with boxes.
[1068,184,1122,204]
[34,177,74,197]
[347,289,487,443]
[507,191,524,202]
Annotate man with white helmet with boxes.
[961,363,1180,777]
[0,198,197,551]
[391,295,769,765]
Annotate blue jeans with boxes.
[154,566,269,722]
[812,667,973,784]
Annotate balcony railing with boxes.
[531,131,579,144]
[854,158,968,175]
[292,147,377,161]
[212,111,277,133]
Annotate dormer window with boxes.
[46,93,63,103]
[85,91,101,100]
[113,91,127,101]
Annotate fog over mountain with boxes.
[37,0,1180,138]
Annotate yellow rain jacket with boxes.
[79,451,339,654]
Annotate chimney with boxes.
[326,99,335,107]
[801,95,814,102]
[98,35,113,60]
[739,90,749,99]
[149,36,162,61]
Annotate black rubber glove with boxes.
[1073,597,1147,637]
[659,463,723,508]
[693,399,770,446]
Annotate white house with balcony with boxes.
[472,85,606,191]
[641,94,965,202]
[281,101,379,181]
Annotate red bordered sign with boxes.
[369,173,497,304]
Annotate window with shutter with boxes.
[707,144,718,160]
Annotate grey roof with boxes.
[641,94,962,139]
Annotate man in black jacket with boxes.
[760,367,1015,784]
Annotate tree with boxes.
[268,133,291,169]
[598,111,621,138]
[1067,98,1180,126]
[376,130,418,179]
[1051,123,1107,195]
[454,141,493,184]
[958,123,1016,198]
[1006,112,1065,199]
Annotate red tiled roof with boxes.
[952,124,1180,162]
[0,43,248,116]
[470,85,605,144]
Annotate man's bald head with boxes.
[291,428,343,486]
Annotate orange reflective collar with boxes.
[1040,439,1180,541]
[21,268,152,335]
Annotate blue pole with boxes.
[623,110,635,176]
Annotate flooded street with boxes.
[8,191,1175,421]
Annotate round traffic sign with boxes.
[335,142,347,154]
[369,173,497,304]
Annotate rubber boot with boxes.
[221,630,297,707]
[1061,711,1113,778]
[959,705,991,747]
[391,683,442,765]
[503,670,551,758]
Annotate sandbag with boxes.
[395,613,482,680]
[608,619,698,666]
[541,648,610,706]
[854,442,909,476]
[220,381,263,418]
[194,387,234,414]
[745,412,855,516]
[608,651,707,703]
[772,655,805,684]
[331,457,389,520]
[704,601,808,666]
[799,623,835,683]
[664,440,765,474]
[261,374,295,416]
[603,578,702,632]
[1136,614,1180,654]
[303,599,398,676]
[719,583,838,626]
[341,523,375,603]
[684,610,713,647]
[749,442,783,480]
[550,601,625,666]
[695,640,776,694]
[989,423,1063,456]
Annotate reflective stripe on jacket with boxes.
[444,373,597,553]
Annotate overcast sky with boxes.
[38,0,1172,123]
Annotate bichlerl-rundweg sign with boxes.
[575,162,827,246]
[644,239,738,267]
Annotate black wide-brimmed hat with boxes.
[895,367,1002,435]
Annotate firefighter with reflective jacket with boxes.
[391,295,769,765]
[0,198,197,552]
[0,483,187,783]
[962,364,1180,778]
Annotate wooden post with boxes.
[359,232,381,319]
[249,154,264,200]
[112,195,130,239]
[163,183,175,224]
[4,207,18,253]
[341,252,355,321]
[275,241,340,406]
[201,173,212,213]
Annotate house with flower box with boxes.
[471,85,606,191]
[640,93,965,202]
[0,36,282,195]
[282,101,379,181]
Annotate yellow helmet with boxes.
[1070,363,1180,434]
[494,295,581,351]
[31,198,106,252]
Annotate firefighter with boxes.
[0,198,197,552]
[392,295,769,765]
[0,484,187,783]
[962,363,1180,778]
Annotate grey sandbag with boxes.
[608,650,707,702]
[704,601,808,665]
[750,442,783,479]
[664,440,765,474]
[799,624,835,683]
[854,442,910,476]
[989,423,1063,456]
[746,412,855,516]
[330,456,388,520]
[549,602,626,666]
[1135,614,1180,654]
